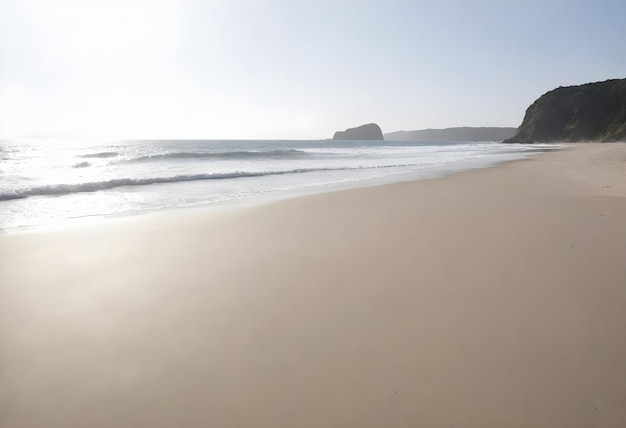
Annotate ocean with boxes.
[0,139,559,230]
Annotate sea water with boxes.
[0,139,560,230]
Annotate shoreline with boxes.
[1,144,560,235]
[1,143,625,427]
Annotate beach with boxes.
[1,142,625,427]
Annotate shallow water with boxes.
[0,139,560,229]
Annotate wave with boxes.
[79,151,118,158]
[72,161,91,168]
[125,149,307,163]
[0,163,420,201]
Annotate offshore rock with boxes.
[333,123,384,140]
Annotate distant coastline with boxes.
[385,127,517,142]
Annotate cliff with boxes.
[385,127,516,142]
[505,78,626,143]
[333,123,384,140]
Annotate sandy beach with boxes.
[1,143,625,427]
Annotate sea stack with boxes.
[333,123,384,140]
[505,78,626,143]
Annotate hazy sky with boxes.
[1,0,625,140]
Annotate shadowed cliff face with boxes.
[333,123,384,140]
[505,78,626,143]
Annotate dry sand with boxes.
[1,143,626,427]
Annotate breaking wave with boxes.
[72,161,91,168]
[125,149,307,162]
[0,164,417,201]
[79,151,118,158]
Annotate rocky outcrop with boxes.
[333,123,384,140]
[505,78,626,143]
[385,127,517,142]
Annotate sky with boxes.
[1,0,625,140]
